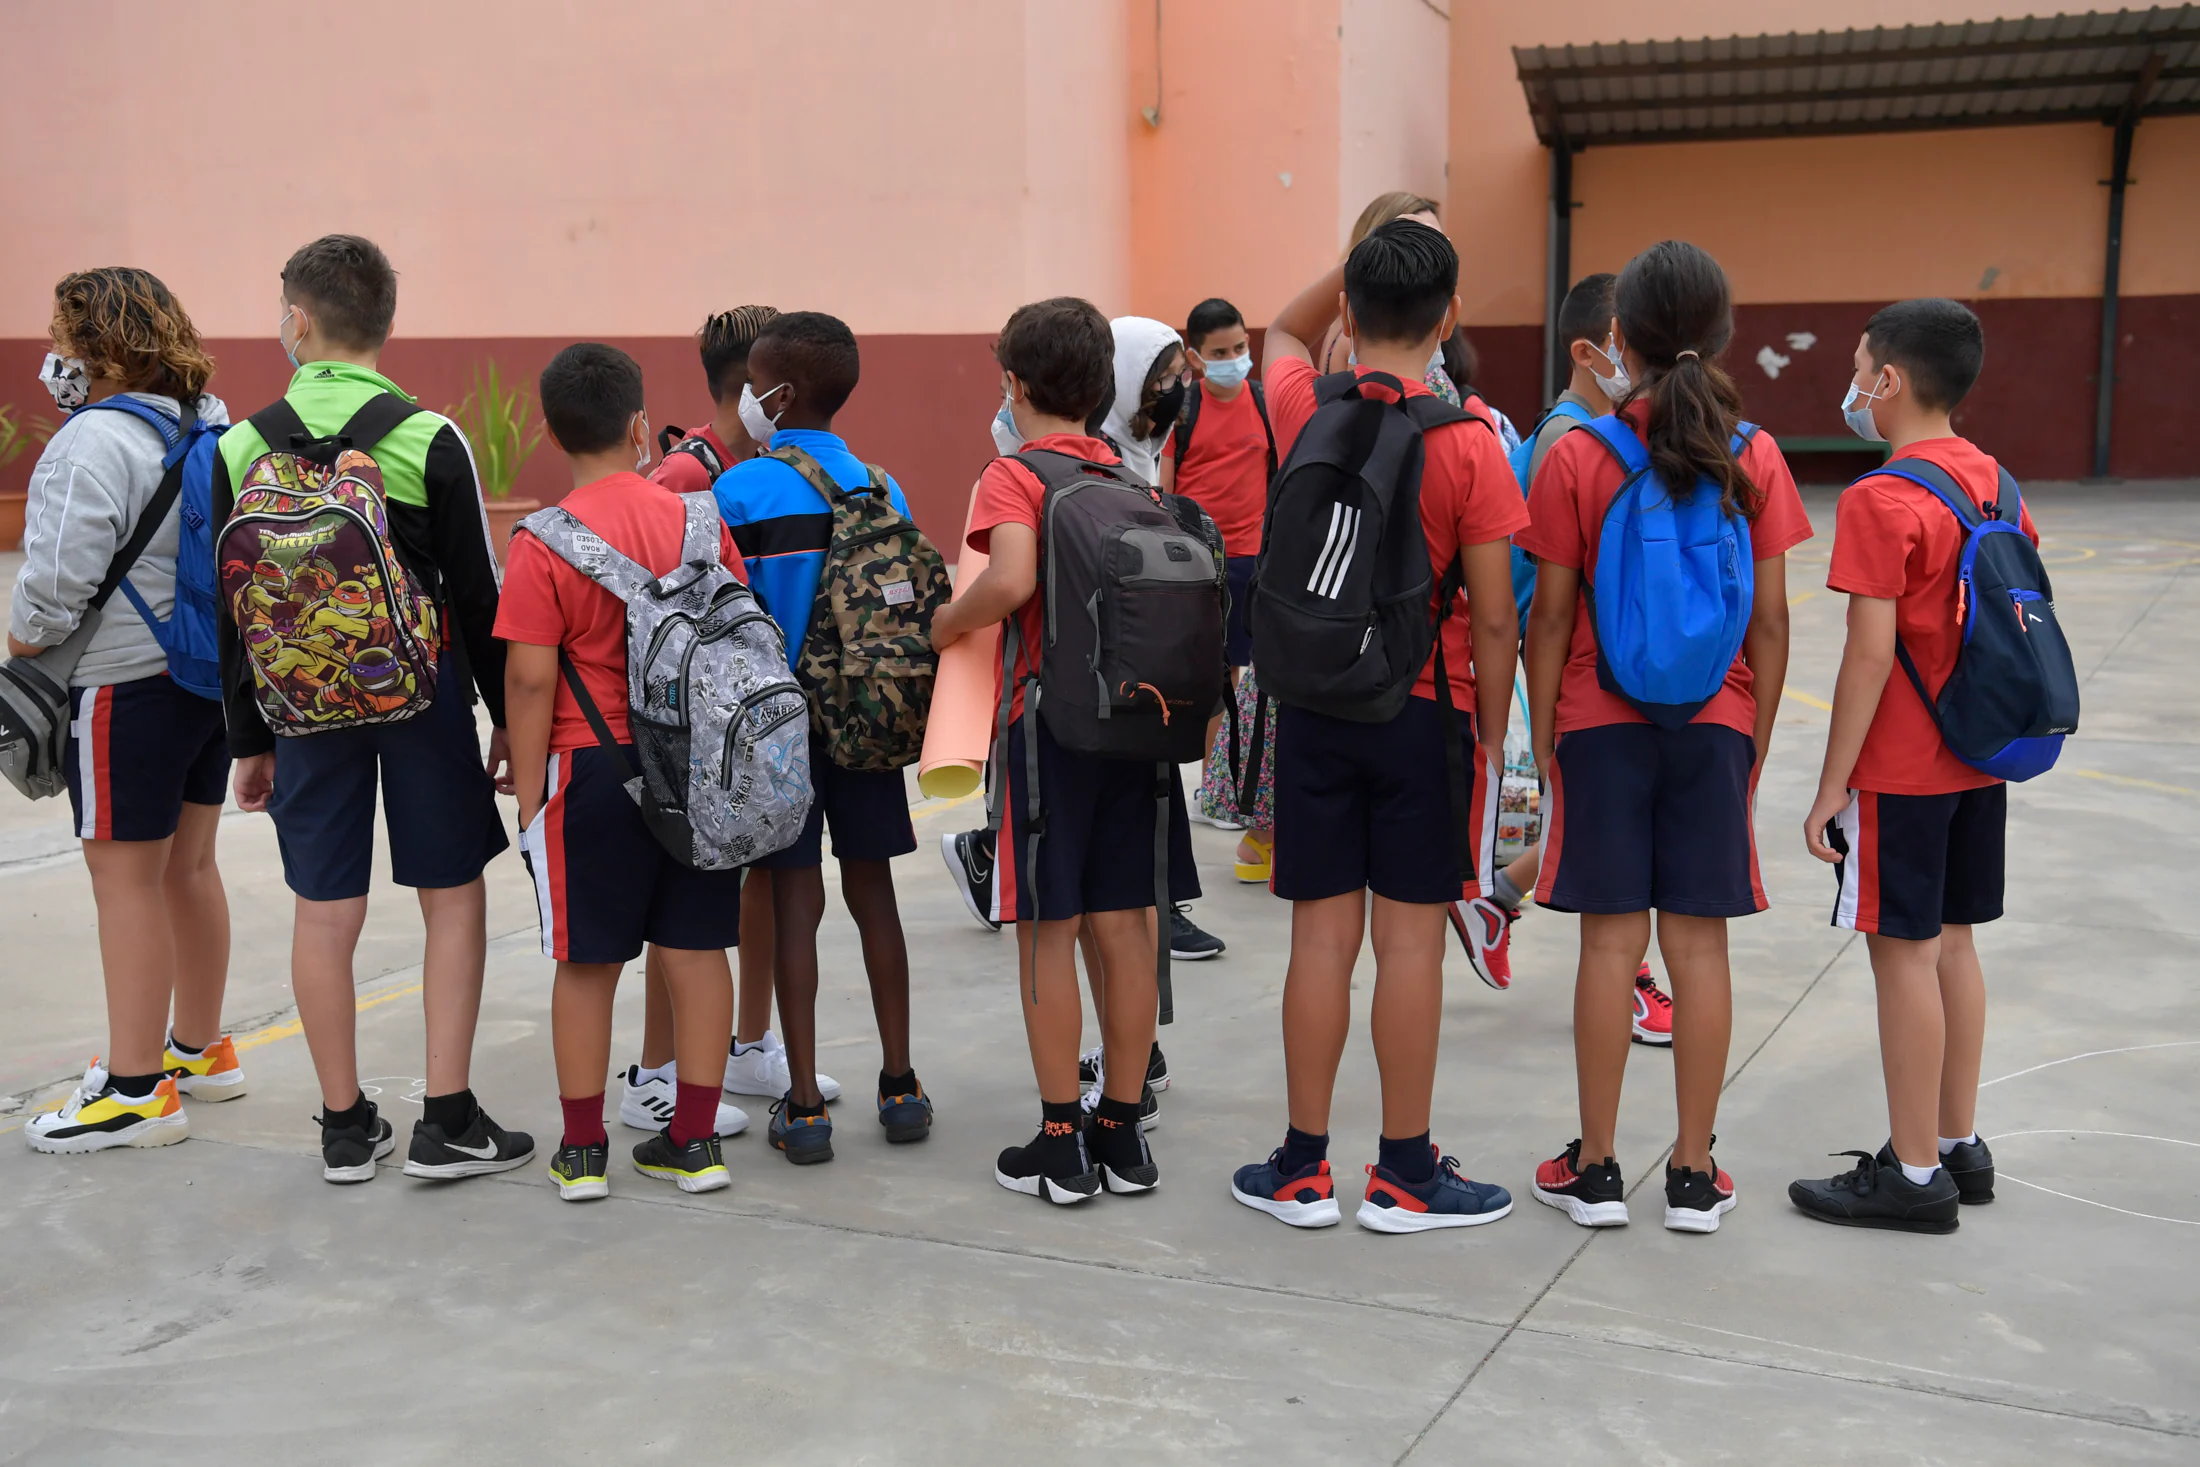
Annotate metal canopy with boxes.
[1514,8,2200,149]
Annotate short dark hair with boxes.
[1557,272,1618,349]
[281,234,397,350]
[1344,220,1457,347]
[698,306,779,402]
[1184,298,1245,352]
[752,311,860,418]
[995,297,1113,422]
[1864,298,1984,411]
[540,343,645,456]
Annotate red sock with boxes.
[669,1080,719,1149]
[560,1093,606,1149]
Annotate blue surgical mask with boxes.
[1203,353,1252,389]
[1841,374,1890,442]
[278,306,305,371]
[991,395,1023,456]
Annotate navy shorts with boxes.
[267,658,508,901]
[1828,784,2005,941]
[1224,555,1257,667]
[751,734,917,869]
[1272,695,1497,905]
[517,744,743,963]
[1537,722,1763,918]
[994,714,1200,923]
[65,674,228,841]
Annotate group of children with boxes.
[12,219,2026,1238]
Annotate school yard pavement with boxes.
[1,481,2196,1465]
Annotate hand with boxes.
[486,727,514,795]
[1533,740,1555,787]
[929,605,964,652]
[6,634,43,660]
[233,753,275,813]
[1803,786,1850,864]
[517,796,543,834]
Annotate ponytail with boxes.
[1614,241,1761,520]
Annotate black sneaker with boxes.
[1168,905,1224,960]
[1890,1138,1995,1204]
[1532,1138,1628,1227]
[995,1118,1101,1204]
[1085,1106,1160,1194]
[1663,1153,1737,1234]
[632,1130,731,1193]
[549,1140,610,1201]
[1079,1042,1171,1094]
[941,829,1001,933]
[319,1102,396,1185]
[402,1108,535,1179]
[1789,1149,1960,1233]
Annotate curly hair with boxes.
[50,268,215,403]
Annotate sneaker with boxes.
[767,1098,835,1164]
[1190,806,1246,831]
[632,1130,731,1193]
[1631,966,1673,1046]
[940,829,1001,933]
[1084,1105,1159,1193]
[994,1118,1101,1205]
[1788,1149,1961,1234]
[1357,1147,1513,1233]
[549,1140,610,1201]
[163,1035,247,1101]
[1664,1149,1737,1233]
[878,1082,934,1144]
[618,1065,750,1137]
[1080,1079,1159,1132]
[402,1108,535,1179]
[1934,1136,1997,1204]
[25,1065,188,1155]
[1169,905,1225,960]
[723,1031,842,1103]
[1079,1042,1171,1095]
[319,1099,396,1184]
[1448,896,1516,991]
[1233,832,1272,884]
[1230,1150,1340,1228]
[1533,1138,1629,1227]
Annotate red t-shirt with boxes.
[494,472,745,751]
[1265,357,1529,709]
[648,425,739,496]
[1515,402,1813,738]
[1828,436,2040,795]
[1172,378,1272,557]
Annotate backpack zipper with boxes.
[719,684,807,783]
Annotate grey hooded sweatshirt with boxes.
[7,391,230,687]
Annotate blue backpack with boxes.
[71,397,224,700]
[1506,398,1597,632]
[1580,415,1758,728]
[1868,460,2077,781]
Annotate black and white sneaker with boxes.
[1891,1138,1996,1204]
[1080,1079,1159,1132]
[403,1108,536,1179]
[995,1118,1100,1204]
[1078,1042,1171,1095]
[1789,1148,1960,1234]
[941,829,1001,933]
[1169,905,1225,960]
[1085,1107,1159,1194]
[320,1101,396,1184]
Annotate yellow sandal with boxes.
[1233,833,1273,884]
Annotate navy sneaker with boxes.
[1357,1146,1513,1233]
[878,1082,934,1144]
[1230,1149,1340,1228]
[1882,1138,1995,1204]
[1789,1148,1959,1234]
[768,1098,834,1165]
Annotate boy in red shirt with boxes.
[1791,298,2021,1233]
[1227,221,1522,1233]
[1520,240,1811,1234]
[496,344,747,1201]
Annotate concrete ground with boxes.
[2,482,2195,1465]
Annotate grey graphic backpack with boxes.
[518,493,813,870]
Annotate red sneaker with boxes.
[1449,896,1516,991]
[1631,965,1673,1046]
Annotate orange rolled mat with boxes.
[917,481,999,799]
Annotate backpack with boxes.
[519,492,813,870]
[656,425,725,481]
[1172,379,1275,480]
[59,396,226,699]
[217,396,442,734]
[1579,415,1759,729]
[768,445,950,772]
[1505,397,1598,633]
[1871,460,2078,781]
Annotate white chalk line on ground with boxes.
[1982,1130,2200,1228]
[1979,1040,2200,1088]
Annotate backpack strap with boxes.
[767,444,855,506]
[557,651,642,784]
[338,392,425,453]
[72,396,186,461]
[1861,460,1983,529]
[1583,416,1652,478]
[1427,554,1478,887]
[246,398,312,454]
[657,423,688,457]
[1153,760,1174,1026]
[1993,467,2021,524]
[667,433,725,481]
[1171,388,1201,467]
[517,506,660,601]
[1251,379,1277,478]
[676,491,724,571]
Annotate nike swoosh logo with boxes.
[446,1137,502,1160]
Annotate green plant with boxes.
[0,404,56,477]
[449,362,545,500]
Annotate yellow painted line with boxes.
[2070,769,2199,798]
[232,980,424,1056]
[910,788,983,824]
[1783,687,1834,711]
[1787,590,1818,607]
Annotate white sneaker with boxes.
[721,1031,842,1102]
[1189,807,1247,831]
[619,1065,750,1137]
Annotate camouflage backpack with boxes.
[768,445,950,772]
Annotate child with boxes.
[1518,240,1810,1233]
[213,235,531,1184]
[931,295,1198,1204]
[1228,220,1523,1233]
[1791,299,2017,1233]
[15,269,241,1152]
[496,343,746,1199]
[710,312,927,1164]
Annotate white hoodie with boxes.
[1101,316,1183,487]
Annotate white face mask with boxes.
[1842,374,1891,442]
[40,352,89,410]
[1593,338,1631,400]
[991,394,1024,457]
[738,381,788,448]
[634,415,652,472]
[1203,352,1252,389]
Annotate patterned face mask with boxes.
[41,352,89,410]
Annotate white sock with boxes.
[733,1030,777,1055]
[1898,1159,1940,1187]
[1938,1133,1977,1155]
[635,1060,674,1085]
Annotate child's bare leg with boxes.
[1656,913,1732,1172]
[1868,932,1946,1170]
[1575,911,1651,1162]
[1935,924,1986,1142]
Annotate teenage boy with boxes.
[1227,221,1522,1232]
[711,312,927,1165]
[498,343,745,1199]
[213,235,531,1184]
[1793,299,2021,1233]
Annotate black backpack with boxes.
[1173,379,1276,479]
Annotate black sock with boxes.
[323,1091,372,1131]
[1279,1125,1328,1174]
[788,1097,828,1119]
[422,1088,478,1135]
[1038,1099,1086,1167]
[879,1069,918,1097]
[1092,1094,1143,1130]
[107,1071,164,1100]
[166,1032,207,1059]
[1378,1131,1435,1183]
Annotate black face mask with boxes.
[1148,380,1187,433]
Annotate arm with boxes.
[504,640,560,830]
[424,423,509,728]
[1460,538,1517,771]
[1157,441,1176,493]
[930,521,1037,650]
[1802,594,1896,862]
[1265,260,1348,377]
[1524,561,1577,778]
[1743,552,1791,770]
[8,445,124,657]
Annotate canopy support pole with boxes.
[1543,141,1574,408]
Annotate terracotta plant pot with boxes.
[481,497,541,564]
[0,490,26,552]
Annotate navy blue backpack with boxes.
[71,397,225,700]
[1868,460,2078,781]
[1580,415,1758,728]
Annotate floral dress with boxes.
[1198,663,1275,829]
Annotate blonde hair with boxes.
[50,268,215,402]
[1348,192,1441,253]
